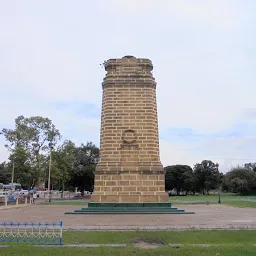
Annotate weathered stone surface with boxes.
[91,56,168,203]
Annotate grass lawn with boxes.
[169,195,256,201]
[2,231,256,255]
[38,194,256,207]
[62,230,256,245]
[39,201,88,206]
[2,246,256,256]
[169,194,256,208]
[222,201,256,208]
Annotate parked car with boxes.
[20,190,29,195]
[0,191,11,196]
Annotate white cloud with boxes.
[156,51,254,133]
[160,139,199,167]
[160,136,256,173]
[109,0,240,29]
[0,0,255,173]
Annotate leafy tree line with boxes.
[222,164,256,195]
[1,115,256,196]
[165,161,256,195]
[0,116,99,192]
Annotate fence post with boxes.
[25,197,27,205]
[16,198,18,205]
[5,196,7,207]
[59,221,63,246]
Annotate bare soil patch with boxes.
[132,240,164,249]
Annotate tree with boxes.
[193,160,221,194]
[0,162,11,184]
[51,140,76,195]
[244,163,256,172]
[69,142,99,192]
[224,166,256,195]
[8,145,33,189]
[164,165,193,195]
[1,116,61,187]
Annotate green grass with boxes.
[169,195,256,201]
[63,230,256,245]
[36,194,256,208]
[39,201,88,206]
[38,194,256,207]
[1,246,256,256]
[169,194,256,208]
[222,201,256,208]
[2,231,256,255]
[3,230,256,246]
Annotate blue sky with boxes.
[0,0,256,173]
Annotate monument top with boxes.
[104,56,153,71]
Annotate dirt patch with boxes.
[133,241,163,249]
[132,238,165,249]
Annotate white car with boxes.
[0,191,10,197]
[0,191,9,196]
[19,190,29,195]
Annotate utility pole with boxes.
[48,143,53,203]
[216,163,221,204]
[11,161,14,185]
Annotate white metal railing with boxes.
[0,221,63,245]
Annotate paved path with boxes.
[0,204,256,230]
[0,204,28,211]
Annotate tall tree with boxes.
[244,163,256,172]
[193,160,221,194]
[224,166,256,194]
[8,145,33,189]
[51,140,76,195]
[164,165,193,195]
[1,116,61,187]
[69,142,99,192]
[0,162,11,184]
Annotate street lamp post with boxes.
[48,144,53,203]
[216,163,221,204]
[218,188,221,204]
[11,161,14,185]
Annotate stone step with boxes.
[76,209,183,213]
[65,202,194,215]
[80,207,180,211]
[65,210,194,215]
[88,202,173,208]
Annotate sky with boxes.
[0,0,256,173]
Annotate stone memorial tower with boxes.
[91,55,168,203]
